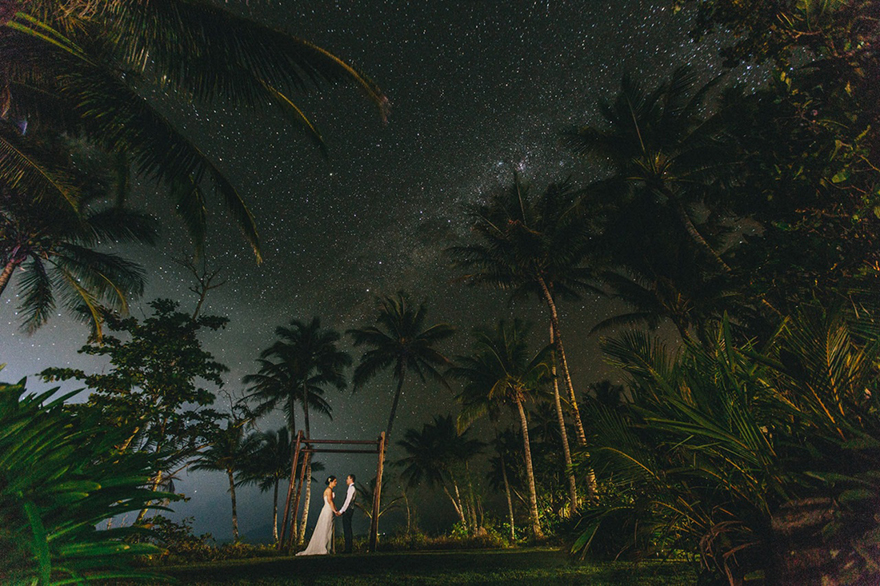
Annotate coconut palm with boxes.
[190,416,259,542]
[449,177,594,505]
[449,319,551,539]
[236,427,291,543]
[565,66,734,272]
[348,291,455,441]
[486,428,524,542]
[0,128,157,335]
[1,0,388,259]
[354,476,403,525]
[395,414,484,531]
[245,317,349,544]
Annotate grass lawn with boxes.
[144,548,695,585]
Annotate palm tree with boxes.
[354,476,404,526]
[565,66,733,273]
[348,291,455,441]
[236,427,292,543]
[449,320,551,539]
[487,428,523,542]
[246,317,349,544]
[0,128,157,335]
[395,415,484,532]
[191,416,258,542]
[449,176,594,504]
[1,0,388,260]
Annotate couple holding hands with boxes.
[296,474,357,556]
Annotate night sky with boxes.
[1,0,759,540]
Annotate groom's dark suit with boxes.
[339,481,356,553]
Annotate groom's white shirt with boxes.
[339,483,356,513]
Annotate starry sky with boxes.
[1,0,758,540]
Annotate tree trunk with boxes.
[298,382,312,545]
[285,412,298,543]
[272,479,279,543]
[451,477,469,532]
[0,258,19,300]
[663,186,731,273]
[515,398,543,539]
[135,469,164,524]
[227,469,239,542]
[403,490,412,535]
[549,323,578,515]
[441,484,467,527]
[537,277,586,445]
[538,278,599,500]
[465,462,480,533]
[386,371,406,441]
[501,453,515,542]
[298,463,312,545]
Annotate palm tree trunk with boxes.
[285,409,298,543]
[298,464,312,545]
[549,323,578,515]
[500,453,515,542]
[0,258,19,299]
[299,382,311,545]
[386,371,406,440]
[403,490,412,535]
[465,462,479,533]
[663,186,731,273]
[515,398,543,539]
[272,479,279,543]
[135,469,164,524]
[441,484,468,527]
[451,477,469,532]
[537,277,587,445]
[228,469,239,541]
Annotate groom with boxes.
[336,474,357,553]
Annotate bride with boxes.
[296,476,339,556]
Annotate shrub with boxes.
[0,376,174,584]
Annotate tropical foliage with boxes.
[575,305,880,584]
[0,0,388,259]
[40,299,228,521]
[395,414,485,534]
[0,374,174,585]
[0,132,157,335]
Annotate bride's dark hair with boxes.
[325,475,337,485]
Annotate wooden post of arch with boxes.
[277,430,303,549]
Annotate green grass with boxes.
[143,548,695,585]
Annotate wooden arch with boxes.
[277,431,386,553]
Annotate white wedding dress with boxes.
[296,492,335,556]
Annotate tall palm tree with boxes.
[191,416,258,542]
[348,291,455,441]
[449,319,551,539]
[1,0,388,260]
[236,427,291,543]
[246,317,349,544]
[449,176,595,504]
[487,428,524,542]
[565,66,733,273]
[395,414,484,531]
[0,128,157,334]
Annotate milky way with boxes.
[1,0,760,538]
